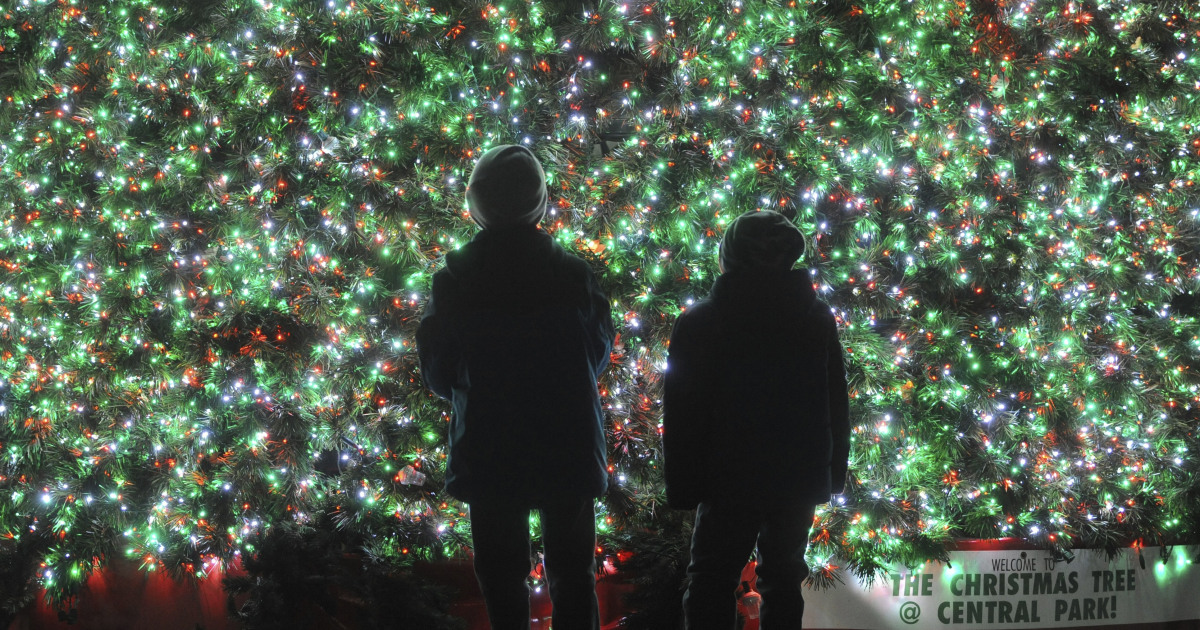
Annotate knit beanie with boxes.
[465,144,548,230]
[718,211,806,273]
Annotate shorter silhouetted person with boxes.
[663,210,850,630]
[417,144,615,630]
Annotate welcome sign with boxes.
[798,545,1200,629]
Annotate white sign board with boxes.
[800,545,1200,629]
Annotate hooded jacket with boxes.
[417,226,614,505]
[663,268,850,509]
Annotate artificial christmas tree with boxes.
[1,0,1197,623]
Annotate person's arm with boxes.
[583,266,615,376]
[662,309,714,510]
[827,316,851,495]
[415,271,460,400]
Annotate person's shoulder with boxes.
[809,295,833,314]
[547,240,601,279]
[809,298,841,335]
[441,241,476,274]
[554,244,589,269]
[674,296,719,331]
[426,263,461,302]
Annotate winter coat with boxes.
[416,226,615,505]
[662,268,850,510]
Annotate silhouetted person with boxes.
[417,144,614,630]
[663,210,850,630]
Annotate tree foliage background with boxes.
[1,0,1199,605]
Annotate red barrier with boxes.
[12,557,236,630]
[8,556,633,630]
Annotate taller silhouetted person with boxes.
[663,210,851,630]
[416,144,615,630]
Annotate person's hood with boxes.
[718,210,805,274]
[465,144,547,230]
